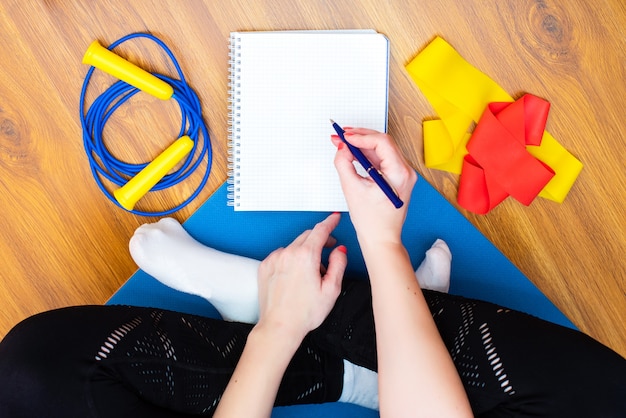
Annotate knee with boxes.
[0,308,89,415]
[0,312,53,414]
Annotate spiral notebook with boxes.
[227,30,390,211]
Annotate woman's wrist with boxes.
[250,320,305,356]
[357,231,404,254]
[364,240,407,258]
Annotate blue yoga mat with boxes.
[108,173,574,417]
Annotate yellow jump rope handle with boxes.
[114,136,194,211]
[83,40,174,100]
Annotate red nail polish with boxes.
[338,142,345,150]
[337,245,347,254]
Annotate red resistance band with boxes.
[458,94,556,214]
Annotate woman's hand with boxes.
[214,213,347,418]
[256,212,348,341]
[332,128,417,247]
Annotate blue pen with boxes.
[330,119,404,208]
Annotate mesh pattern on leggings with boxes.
[313,282,525,414]
[425,290,520,413]
[93,307,342,415]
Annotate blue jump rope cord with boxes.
[79,33,213,216]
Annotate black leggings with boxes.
[1,281,624,417]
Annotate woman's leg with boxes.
[0,306,197,418]
[422,290,626,416]
[129,218,261,323]
[0,305,344,417]
[34,218,621,416]
[129,217,451,323]
[2,283,623,417]
[313,282,626,417]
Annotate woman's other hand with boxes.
[256,212,347,341]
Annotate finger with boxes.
[325,235,338,248]
[332,130,383,151]
[330,135,358,165]
[341,132,394,154]
[330,134,344,148]
[344,127,381,135]
[290,213,341,248]
[334,142,368,189]
[291,228,312,247]
[332,131,389,170]
[342,132,390,168]
[302,212,341,250]
[321,245,347,298]
[345,133,411,180]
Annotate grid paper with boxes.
[228,31,389,211]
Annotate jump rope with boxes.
[79,33,213,216]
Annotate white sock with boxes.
[338,359,379,410]
[129,218,260,323]
[415,239,451,293]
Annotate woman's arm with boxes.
[333,129,472,417]
[362,241,471,417]
[213,213,347,418]
[212,322,301,418]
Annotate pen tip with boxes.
[329,118,335,124]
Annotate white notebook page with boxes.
[228,31,389,211]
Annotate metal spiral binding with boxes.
[227,34,242,207]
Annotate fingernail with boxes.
[344,132,355,136]
[337,245,347,254]
[332,211,340,215]
[338,142,345,150]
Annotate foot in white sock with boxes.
[415,239,451,293]
[129,218,260,323]
[338,359,379,410]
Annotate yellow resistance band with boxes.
[406,37,582,203]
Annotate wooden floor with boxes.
[1,0,624,358]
